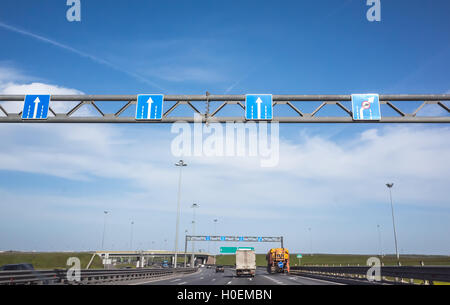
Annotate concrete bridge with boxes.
[95,250,214,268]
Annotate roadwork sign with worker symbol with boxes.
[135,94,164,120]
[245,94,273,120]
[22,95,50,120]
[351,94,381,120]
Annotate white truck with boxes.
[235,249,256,277]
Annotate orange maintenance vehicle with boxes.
[266,248,290,274]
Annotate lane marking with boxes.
[262,275,287,285]
[129,269,202,285]
[227,281,232,285]
[292,275,345,285]
[200,277,204,279]
[170,279,181,282]
[178,281,188,285]
[212,279,216,281]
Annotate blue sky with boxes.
[0,0,449,255]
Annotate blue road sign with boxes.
[205,236,211,241]
[351,94,381,120]
[245,94,273,120]
[239,236,244,241]
[278,261,284,268]
[220,236,226,241]
[22,95,50,120]
[135,94,164,120]
[257,237,263,242]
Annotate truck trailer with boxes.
[235,249,256,277]
[266,248,290,274]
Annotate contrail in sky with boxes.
[0,21,165,90]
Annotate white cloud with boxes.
[0,123,448,219]
[0,65,98,116]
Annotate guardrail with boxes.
[0,267,197,285]
[290,266,450,284]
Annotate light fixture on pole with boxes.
[174,160,187,269]
[386,183,400,264]
[130,220,134,250]
[101,211,108,250]
[191,203,199,266]
[308,227,312,256]
[213,218,218,264]
[377,224,383,258]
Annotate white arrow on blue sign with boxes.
[205,236,211,241]
[245,94,273,120]
[351,94,381,120]
[257,237,263,242]
[22,95,50,120]
[220,236,226,241]
[135,94,164,120]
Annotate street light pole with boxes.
[130,221,134,250]
[174,160,187,269]
[214,219,218,264]
[308,228,313,256]
[386,183,400,264]
[184,229,188,268]
[101,211,108,250]
[377,224,383,258]
[191,203,199,266]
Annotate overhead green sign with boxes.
[220,247,255,254]
[297,254,302,258]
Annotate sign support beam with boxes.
[0,94,448,123]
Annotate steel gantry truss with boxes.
[0,94,449,123]
[183,235,284,267]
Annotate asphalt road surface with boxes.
[135,267,343,285]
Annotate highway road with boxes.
[134,267,343,285]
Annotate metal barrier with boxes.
[290,266,450,284]
[0,267,197,285]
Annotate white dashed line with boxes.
[227,281,232,285]
[212,279,216,281]
[262,275,287,285]
[177,282,188,285]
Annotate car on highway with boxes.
[0,263,35,271]
[215,265,224,273]
[0,263,52,285]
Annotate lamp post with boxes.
[386,183,400,264]
[308,227,313,256]
[213,219,218,264]
[101,211,108,250]
[191,203,199,266]
[174,160,187,269]
[184,229,188,268]
[377,224,383,258]
[130,221,134,250]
